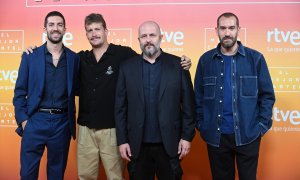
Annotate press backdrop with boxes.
[0,0,300,179]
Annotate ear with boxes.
[215,27,218,35]
[105,28,108,36]
[159,34,163,40]
[63,27,66,34]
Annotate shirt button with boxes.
[217,128,220,131]
[93,89,96,92]
[221,61,224,63]
[220,87,223,89]
[232,73,235,76]
[96,77,98,80]
[219,100,222,103]
[218,114,221,117]
[234,99,236,102]
[221,73,223,76]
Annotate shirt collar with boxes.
[212,41,246,59]
[44,42,66,55]
[87,43,114,60]
[142,48,163,64]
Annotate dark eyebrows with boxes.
[219,25,237,29]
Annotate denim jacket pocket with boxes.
[240,76,258,98]
[203,77,216,99]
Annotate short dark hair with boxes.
[44,11,66,28]
[84,13,107,29]
[217,12,239,27]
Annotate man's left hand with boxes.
[180,55,192,70]
[178,139,191,159]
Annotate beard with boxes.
[141,43,160,58]
[47,31,64,44]
[220,35,237,49]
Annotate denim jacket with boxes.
[194,41,275,147]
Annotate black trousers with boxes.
[128,143,182,180]
[207,134,261,180]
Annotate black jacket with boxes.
[115,52,195,158]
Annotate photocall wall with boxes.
[0,0,299,179]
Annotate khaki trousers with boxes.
[77,125,125,180]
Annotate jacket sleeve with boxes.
[74,54,80,97]
[114,63,128,145]
[257,54,275,135]
[194,57,204,132]
[180,68,196,142]
[13,53,30,125]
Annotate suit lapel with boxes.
[135,57,144,104]
[158,57,169,100]
[66,49,74,97]
[36,45,45,95]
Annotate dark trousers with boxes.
[128,143,182,180]
[20,112,71,180]
[207,134,261,180]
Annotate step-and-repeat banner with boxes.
[0,0,299,179]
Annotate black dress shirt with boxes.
[142,57,162,143]
[39,47,67,109]
[77,44,137,129]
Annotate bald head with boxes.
[138,21,161,37]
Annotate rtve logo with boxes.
[0,70,18,84]
[267,28,300,46]
[161,30,184,46]
[273,107,300,125]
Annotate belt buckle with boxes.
[49,109,55,114]
[50,109,60,114]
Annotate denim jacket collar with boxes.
[212,41,246,59]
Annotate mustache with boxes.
[144,43,154,48]
[91,36,100,40]
[221,36,233,41]
[50,30,62,34]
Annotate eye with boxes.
[58,23,64,27]
[140,34,147,39]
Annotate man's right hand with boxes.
[119,143,132,161]
[21,120,28,130]
[24,46,37,54]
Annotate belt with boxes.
[38,108,68,114]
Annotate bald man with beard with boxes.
[115,21,195,180]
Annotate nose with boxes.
[225,29,230,36]
[145,35,152,42]
[53,24,59,30]
[51,25,59,32]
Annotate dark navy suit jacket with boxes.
[13,43,80,138]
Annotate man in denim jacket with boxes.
[194,12,275,180]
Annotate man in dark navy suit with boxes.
[115,21,195,180]
[13,11,80,180]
